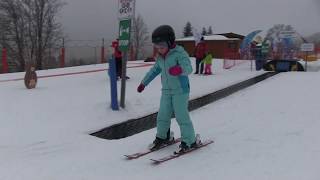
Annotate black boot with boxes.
[176,134,201,153]
[176,141,190,153]
[149,130,174,150]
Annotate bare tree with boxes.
[0,0,65,71]
[132,14,149,60]
[0,0,26,71]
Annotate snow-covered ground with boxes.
[0,58,320,180]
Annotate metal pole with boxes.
[94,47,97,63]
[120,51,128,108]
[120,1,135,108]
[109,57,119,110]
[305,52,308,72]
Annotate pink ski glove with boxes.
[137,83,145,93]
[169,65,182,76]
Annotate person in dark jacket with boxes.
[194,36,208,74]
[112,39,129,79]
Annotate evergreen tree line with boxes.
[183,21,213,37]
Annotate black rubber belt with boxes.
[91,72,279,139]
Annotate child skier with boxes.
[201,53,213,75]
[137,25,200,153]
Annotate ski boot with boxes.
[176,134,201,154]
[148,130,174,150]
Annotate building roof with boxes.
[216,32,245,40]
[176,35,240,42]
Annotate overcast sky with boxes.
[59,0,320,42]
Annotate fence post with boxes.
[60,38,65,68]
[101,38,105,63]
[109,57,119,110]
[2,48,8,73]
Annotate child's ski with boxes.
[150,140,214,165]
[124,138,181,160]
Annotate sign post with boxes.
[300,43,315,72]
[118,0,135,109]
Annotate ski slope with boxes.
[0,59,319,180]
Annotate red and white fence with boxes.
[223,50,250,69]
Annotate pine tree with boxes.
[183,21,193,37]
[201,27,207,36]
[207,26,213,35]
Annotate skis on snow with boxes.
[124,137,214,164]
[150,140,214,165]
[124,138,182,160]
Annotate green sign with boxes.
[119,19,131,52]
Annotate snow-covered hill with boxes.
[0,59,319,180]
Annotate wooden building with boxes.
[175,33,244,59]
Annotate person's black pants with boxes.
[115,57,122,77]
[195,58,204,74]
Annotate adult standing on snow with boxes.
[136,25,200,153]
[112,39,130,80]
[194,36,208,74]
[112,39,123,79]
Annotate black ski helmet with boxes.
[152,25,175,47]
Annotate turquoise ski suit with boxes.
[141,45,196,146]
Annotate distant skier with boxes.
[137,25,200,153]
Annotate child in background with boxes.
[201,53,213,75]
